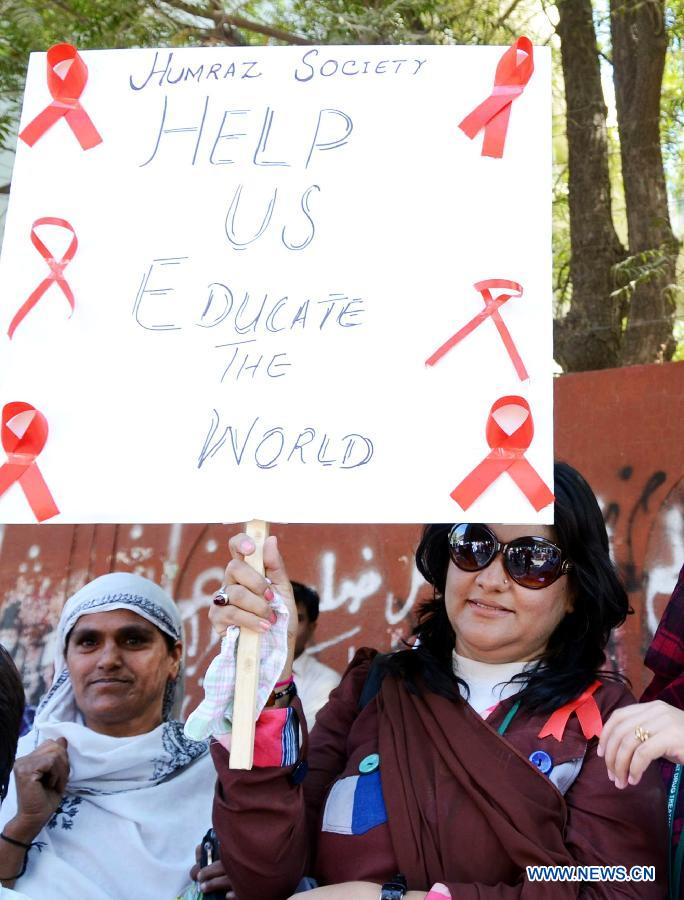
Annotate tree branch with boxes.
[496,0,525,27]
[159,0,214,23]
[220,13,311,45]
[159,0,310,44]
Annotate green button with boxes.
[359,753,380,774]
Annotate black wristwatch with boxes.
[380,873,408,899]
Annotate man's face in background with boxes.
[294,601,316,659]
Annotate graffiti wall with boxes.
[553,361,684,694]
[1,361,682,712]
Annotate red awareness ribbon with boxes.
[450,395,554,511]
[458,36,534,158]
[8,217,78,339]
[538,681,603,742]
[425,279,528,380]
[19,43,102,150]
[0,402,59,522]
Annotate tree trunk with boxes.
[554,0,626,372]
[611,0,679,364]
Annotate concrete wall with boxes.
[1,360,682,714]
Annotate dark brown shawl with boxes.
[378,675,601,895]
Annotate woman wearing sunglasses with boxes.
[206,461,666,900]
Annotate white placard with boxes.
[0,44,552,524]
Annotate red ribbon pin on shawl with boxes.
[425,279,528,380]
[459,36,534,158]
[451,396,554,511]
[0,402,59,522]
[538,681,603,742]
[8,217,78,339]
[19,43,102,150]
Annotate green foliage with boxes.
[285,0,530,45]
[611,243,680,304]
[662,7,684,216]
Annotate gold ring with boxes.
[635,726,651,743]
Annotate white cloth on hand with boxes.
[184,592,289,741]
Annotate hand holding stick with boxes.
[208,521,296,769]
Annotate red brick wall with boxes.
[554,361,684,693]
[1,361,682,712]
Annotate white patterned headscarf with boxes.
[37,571,185,727]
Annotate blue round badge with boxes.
[529,750,553,774]
[359,753,380,774]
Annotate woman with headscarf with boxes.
[0,572,215,900]
[203,462,666,899]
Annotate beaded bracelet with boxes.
[273,681,297,701]
[265,680,297,707]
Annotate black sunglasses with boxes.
[448,523,572,590]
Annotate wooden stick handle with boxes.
[229,519,269,770]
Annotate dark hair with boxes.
[159,630,179,654]
[382,461,629,714]
[0,645,25,802]
[292,582,320,623]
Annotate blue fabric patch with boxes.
[322,771,389,835]
[351,770,387,834]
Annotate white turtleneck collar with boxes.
[452,651,533,718]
